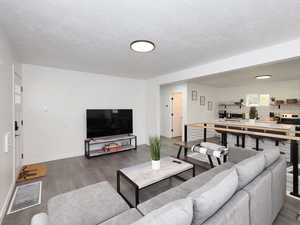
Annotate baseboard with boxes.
[24,144,147,165]
[0,182,15,225]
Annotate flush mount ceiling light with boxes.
[255,75,272,80]
[130,40,155,53]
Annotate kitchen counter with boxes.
[215,119,295,131]
[212,119,297,162]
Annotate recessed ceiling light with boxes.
[130,40,155,53]
[255,75,272,80]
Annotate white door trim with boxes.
[12,65,23,182]
[12,65,16,183]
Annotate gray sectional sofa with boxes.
[31,147,286,225]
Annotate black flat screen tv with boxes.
[86,109,133,138]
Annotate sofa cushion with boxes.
[235,152,265,189]
[179,170,217,194]
[98,209,143,225]
[266,156,286,222]
[228,147,257,164]
[48,182,129,225]
[132,199,193,225]
[137,186,186,215]
[138,162,234,215]
[209,162,235,175]
[243,170,272,225]
[180,162,234,194]
[188,168,238,225]
[202,190,250,225]
[263,149,280,167]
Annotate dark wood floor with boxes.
[2,137,300,225]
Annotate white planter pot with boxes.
[249,119,256,124]
[152,160,160,170]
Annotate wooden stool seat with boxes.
[174,141,193,158]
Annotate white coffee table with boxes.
[117,156,195,206]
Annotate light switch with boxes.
[3,132,11,153]
[43,106,48,112]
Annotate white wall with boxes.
[160,83,187,138]
[186,82,219,140]
[187,83,218,123]
[159,82,219,140]
[144,79,161,143]
[22,64,147,164]
[0,28,16,224]
[217,79,300,120]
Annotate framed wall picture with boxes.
[208,101,213,111]
[246,94,259,107]
[259,94,270,106]
[200,96,205,105]
[192,90,197,101]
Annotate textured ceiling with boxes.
[192,58,300,87]
[1,0,300,79]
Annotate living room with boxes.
[1,1,300,225]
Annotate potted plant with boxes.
[149,136,161,170]
[249,107,257,124]
[240,98,244,105]
[270,97,276,105]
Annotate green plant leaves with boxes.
[149,136,161,161]
[249,107,257,119]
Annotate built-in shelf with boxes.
[219,102,300,109]
[271,102,300,109]
[218,103,243,109]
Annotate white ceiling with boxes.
[1,0,300,79]
[191,57,300,87]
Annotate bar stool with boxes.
[296,126,300,137]
[228,126,243,147]
[215,125,227,146]
[174,141,192,158]
[264,130,287,146]
[191,143,228,168]
[247,128,264,151]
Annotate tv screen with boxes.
[86,109,133,138]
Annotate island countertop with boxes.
[214,119,295,131]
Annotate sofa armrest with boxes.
[31,213,49,225]
[228,147,257,164]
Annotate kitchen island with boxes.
[214,119,296,162]
[215,119,295,131]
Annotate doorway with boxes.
[170,93,183,138]
[13,71,23,180]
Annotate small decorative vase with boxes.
[152,160,160,170]
[249,119,256,124]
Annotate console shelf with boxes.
[84,135,137,158]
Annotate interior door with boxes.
[14,72,23,179]
[171,93,183,137]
